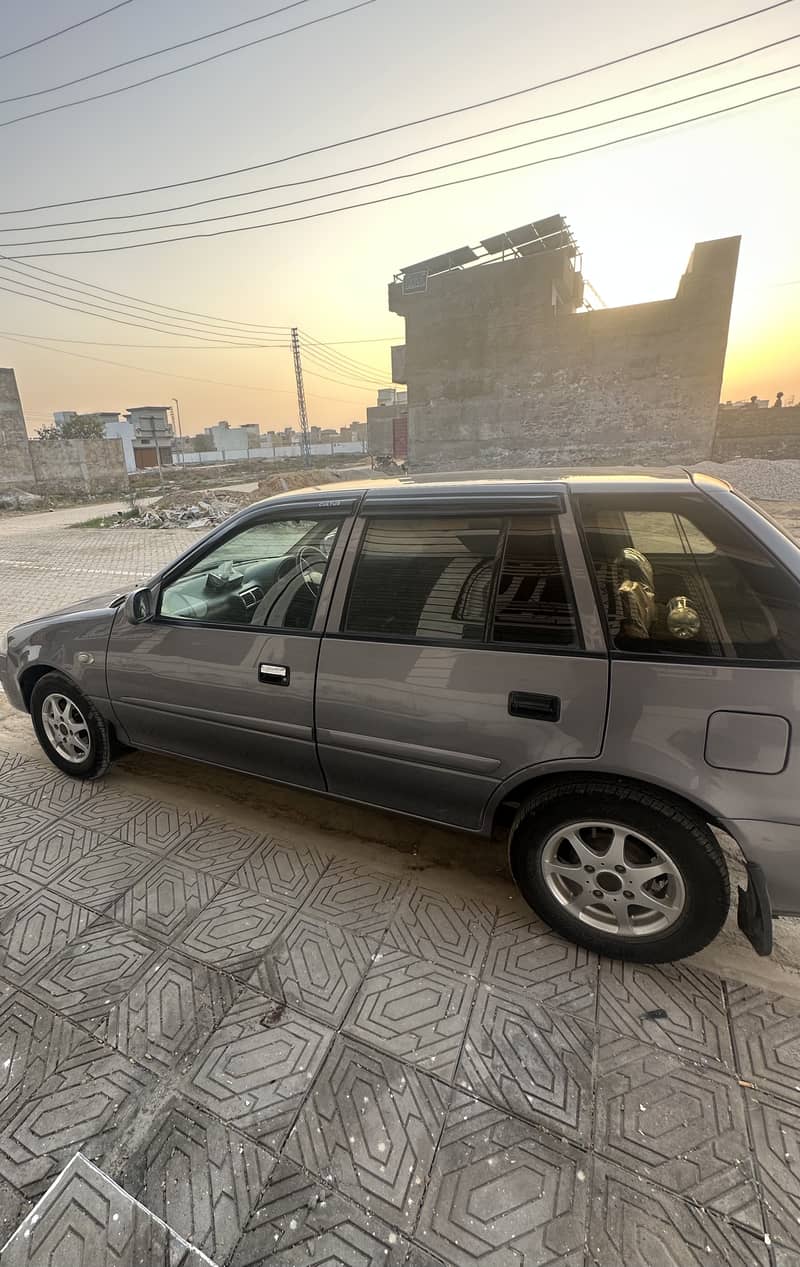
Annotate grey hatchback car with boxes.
[2,471,799,963]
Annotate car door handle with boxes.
[508,692,561,722]
[259,663,290,686]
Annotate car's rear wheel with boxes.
[509,780,729,962]
[31,673,112,780]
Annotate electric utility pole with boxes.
[291,327,312,468]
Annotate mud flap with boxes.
[737,861,773,957]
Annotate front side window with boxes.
[159,516,342,630]
[577,493,800,661]
[343,513,578,647]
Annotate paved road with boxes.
[0,514,197,630]
[0,745,796,1267]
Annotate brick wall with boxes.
[390,237,740,471]
[712,405,800,460]
[29,438,129,496]
[0,368,36,492]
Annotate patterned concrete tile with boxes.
[303,860,406,940]
[0,1152,214,1266]
[178,883,294,978]
[415,1096,589,1265]
[0,1028,156,1198]
[0,1174,30,1246]
[344,948,475,1079]
[588,1159,770,1267]
[0,995,75,1118]
[105,859,225,945]
[171,819,263,879]
[482,909,598,1019]
[0,762,62,802]
[385,885,494,975]
[0,890,93,988]
[117,801,208,851]
[285,1035,450,1233]
[746,1090,800,1254]
[728,983,800,1107]
[0,819,102,887]
[595,1032,761,1229]
[0,805,65,853]
[229,1157,409,1267]
[64,789,154,836]
[457,984,594,1144]
[13,774,104,817]
[0,750,24,775]
[0,868,40,916]
[28,919,160,1026]
[49,838,157,910]
[598,958,734,1067]
[122,1100,274,1264]
[183,989,333,1151]
[246,913,372,1027]
[231,838,329,907]
[93,952,242,1073]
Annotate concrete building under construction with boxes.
[388,216,740,470]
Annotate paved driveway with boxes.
[0,747,797,1267]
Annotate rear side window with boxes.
[344,517,502,641]
[491,518,578,646]
[343,514,579,647]
[577,493,800,662]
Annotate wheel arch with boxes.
[493,767,733,847]
[18,663,63,711]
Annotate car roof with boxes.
[249,467,729,511]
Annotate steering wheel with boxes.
[297,545,327,595]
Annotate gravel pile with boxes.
[695,460,800,502]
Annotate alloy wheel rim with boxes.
[540,819,686,937]
[41,693,91,764]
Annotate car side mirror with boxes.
[126,587,154,624]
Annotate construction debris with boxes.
[0,489,43,511]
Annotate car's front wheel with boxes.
[509,780,729,962]
[30,673,112,780]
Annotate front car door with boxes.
[106,500,356,789]
[574,482,800,911]
[315,487,609,829]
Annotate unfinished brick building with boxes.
[388,217,740,470]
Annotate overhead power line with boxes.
[5,60,798,248]
[0,0,791,213]
[0,0,315,103]
[4,78,799,257]
[0,257,289,334]
[0,0,377,131]
[5,32,797,233]
[301,330,388,378]
[0,279,288,345]
[0,332,371,404]
[0,256,289,332]
[0,1,135,63]
[0,330,289,349]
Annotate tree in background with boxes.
[192,434,214,452]
[37,413,106,441]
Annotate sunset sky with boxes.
[1,0,798,435]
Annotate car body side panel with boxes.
[106,619,324,787]
[602,659,800,824]
[316,641,608,829]
[2,606,116,711]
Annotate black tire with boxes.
[30,672,113,781]
[508,779,729,963]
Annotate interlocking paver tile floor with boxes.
[0,747,794,1265]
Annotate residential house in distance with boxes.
[126,406,174,469]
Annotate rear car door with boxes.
[575,489,800,902]
[105,502,355,788]
[315,489,609,829]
